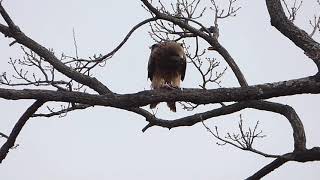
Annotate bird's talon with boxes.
[161,83,175,90]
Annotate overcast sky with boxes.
[0,0,319,179]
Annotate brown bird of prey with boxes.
[148,41,187,112]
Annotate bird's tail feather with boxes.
[150,102,176,112]
[150,103,159,109]
[167,102,176,112]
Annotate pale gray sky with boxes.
[0,0,319,179]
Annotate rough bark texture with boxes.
[266,0,320,71]
[0,76,319,108]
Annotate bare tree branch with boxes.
[141,0,248,87]
[0,1,318,178]
[0,3,111,95]
[81,17,157,72]
[280,0,303,22]
[0,132,8,139]
[202,120,280,158]
[72,28,79,59]
[309,15,320,37]
[247,157,288,180]
[32,104,91,118]
[0,1,17,30]
[210,0,241,25]
[247,147,320,179]
[266,0,320,73]
[0,76,319,108]
[0,100,45,163]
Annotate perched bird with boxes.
[147,41,187,112]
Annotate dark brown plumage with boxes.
[147,41,187,112]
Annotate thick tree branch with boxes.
[247,157,288,180]
[0,100,45,163]
[142,100,305,152]
[0,1,317,179]
[245,101,305,151]
[247,147,320,179]
[266,0,320,72]
[0,76,318,108]
[0,1,16,30]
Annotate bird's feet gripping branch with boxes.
[162,82,179,90]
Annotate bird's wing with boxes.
[147,51,156,81]
[180,55,187,81]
